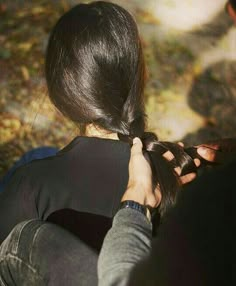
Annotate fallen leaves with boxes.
[0,47,11,59]
[18,42,33,53]
[20,66,30,81]
[31,6,46,15]
[136,8,160,25]
[0,114,21,144]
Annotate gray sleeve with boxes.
[98,208,152,286]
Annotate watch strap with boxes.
[119,200,152,222]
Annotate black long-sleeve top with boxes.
[0,137,130,250]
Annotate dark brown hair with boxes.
[45,1,196,216]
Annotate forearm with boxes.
[98,208,152,286]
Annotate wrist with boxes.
[121,187,147,205]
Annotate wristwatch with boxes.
[119,200,152,222]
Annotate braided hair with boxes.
[46,1,199,216]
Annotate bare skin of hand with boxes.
[122,138,201,207]
[196,138,236,164]
[121,137,162,208]
[121,137,236,207]
[163,142,200,185]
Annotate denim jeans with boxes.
[0,220,98,285]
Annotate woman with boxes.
[0,1,228,249]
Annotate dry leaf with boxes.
[21,66,30,81]
[31,6,46,15]
[18,42,33,52]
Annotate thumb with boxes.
[197,146,226,163]
[131,137,143,156]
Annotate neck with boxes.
[84,124,119,140]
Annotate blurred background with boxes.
[0,0,236,177]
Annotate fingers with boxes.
[163,149,200,174]
[179,172,197,185]
[134,139,200,186]
[162,142,185,161]
[124,137,160,207]
[197,146,235,164]
[177,141,184,147]
[197,146,217,162]
[197,138,236,153]
[163,150,174,161]
[162,152,197,185]
[196,143,220,151]
[129,137,152,185]
[194,158,201,167]
[174,166,181,176]
[131,137,143,156]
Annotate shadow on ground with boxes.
[182,60,236,145]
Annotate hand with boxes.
[164,142,200,185]
[121,138,162,208]
[196,138,236,164]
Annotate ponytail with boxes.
[118,131,197,216]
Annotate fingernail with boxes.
[133,137,140,144]
[197,147,207,155]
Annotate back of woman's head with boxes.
[45,1,145,136]
[45,1,199,217]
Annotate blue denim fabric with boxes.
[0,220,98,285]
[0,147,58,193]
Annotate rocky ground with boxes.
[0,0,236,178]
